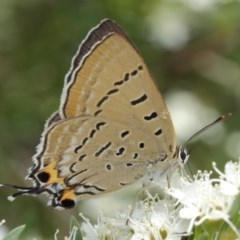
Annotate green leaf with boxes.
[194,220,224,240]
[2,225,25,240]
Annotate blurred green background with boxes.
[0,0,240,238]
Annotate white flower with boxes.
[80,212,132,240]
[80,214,98,240]
[129,195,190,240]
[213,160,240,196]
[80,195,190,240]
[167,164,240,238]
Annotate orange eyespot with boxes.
[37,172,50,183]
[59,188,76,209]
[36,161,63,185]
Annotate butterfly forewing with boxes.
[59,19,176,158]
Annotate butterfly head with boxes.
[177,146,190,166]
[176,113,232,167]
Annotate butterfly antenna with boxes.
[183,113,232,148]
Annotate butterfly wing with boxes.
[59,19,177,160]
[32,116,170,199]
[15,19,178,208]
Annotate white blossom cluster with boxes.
[79,160,240,240]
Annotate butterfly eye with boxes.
[60,199,75,209]
[178,147,189,165]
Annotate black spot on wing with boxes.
[94,109,102,116]
[74,137,88,153]
[124,73,129,81]
[126,163,133,167]
[139,142,145,149]
[96,122,106,130]
[37,172,50,183]
[114,80,124,86]
[116,147,125,156]
[82,137,88,145]
[79,154,87,161]
[95,142,112,157]
[133,153,138,159]
[131,69,138,76]
[70,162,77,173]
[107,88,119,95]
[138,65,143,70]
[89,129,96,138]
[97,96,109,107]
[74,145,82,153]
[144,112,158,121]
[154,128,162,136]
[105,163,113,171]
[131,94,147,106]
[120,130,130,138]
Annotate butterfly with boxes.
[2,19,190,209]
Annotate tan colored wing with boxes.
[59,19,176,159]
[33,116,169,198]
[17,19,179,207]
